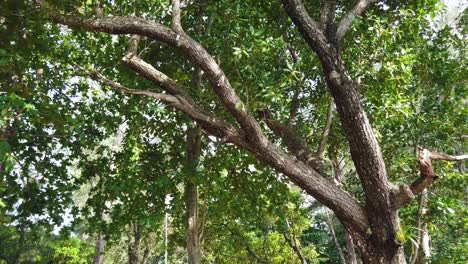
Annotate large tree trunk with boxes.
[325,63,405,264]
[282,2,406,262]
[93,233,105,264]
[185,125,202,264]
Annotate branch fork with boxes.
[394,146,467,208]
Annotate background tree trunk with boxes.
[12,225,25,264]
[93,233,105,264]
[141,243,150,264]
[128,222,141,264]
[283,219,307,264]
[324,210,347,264]
[410,190,429,264]
[185,125,202,264]
[345,230,358,264]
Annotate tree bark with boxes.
[185,125,202,264]
[345,230,358,264]
[45,7,369,236]
[282,1,406,262]
[93,233,105,264]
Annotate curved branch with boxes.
[76,66,243,144]
[336,0,377,43]
[76,65,178,101]
[394,147,467,208]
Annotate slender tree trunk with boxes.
[185,124,202,264]
[410,190,429,264]
[93,233,105,264]
[283,232,307,264]
[345,230,358,264]
[332,160,358,264]
[141,244,150,264]
[128,222,141,264]
[325,210,347,264]
[12,225,25,264]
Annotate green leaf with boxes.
[0,57,9,66]
[0,140,11,156]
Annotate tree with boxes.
[3,0,466,263]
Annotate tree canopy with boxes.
[0,0,467,263]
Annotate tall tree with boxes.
[14,0,467,263]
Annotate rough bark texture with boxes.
[93,233,105,264]
[185,125,202,264]
[282,0,405,262]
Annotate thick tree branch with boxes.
[319,0,336,33]
[282,0,331,62]
[259,109,321,171]
[122,52,191,98]
[336,0,377,43]
[45,11,267,146]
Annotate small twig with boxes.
[317,97,334,159]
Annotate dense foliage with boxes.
[0,0,466,263]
